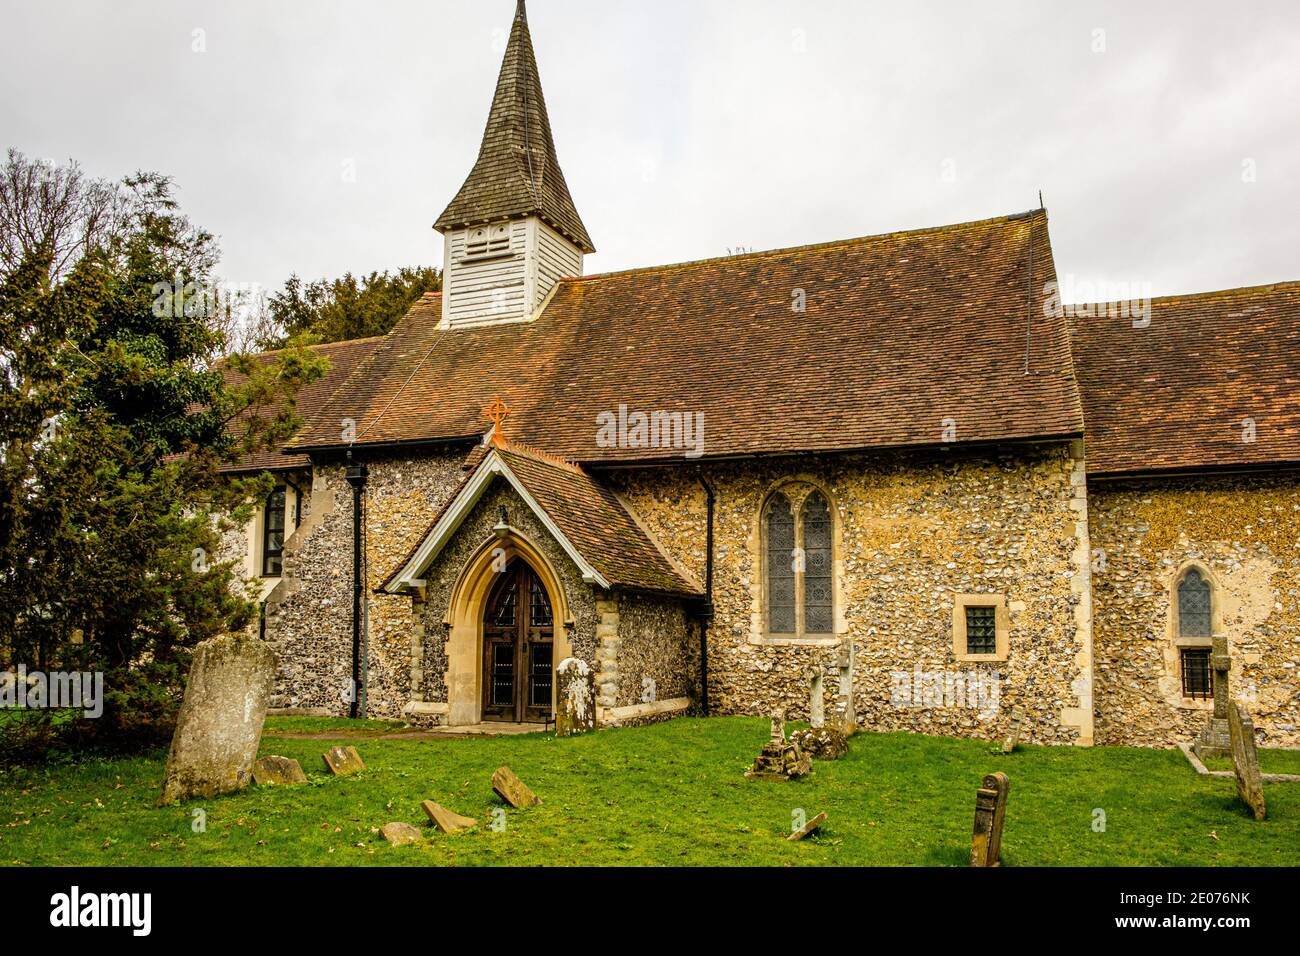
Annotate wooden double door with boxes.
[482,560,555,723]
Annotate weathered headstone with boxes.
[322,745,366,776]
[158,633,276,806]
[970,772,1011,867]
[790,726,849,760]
[380,822,423,847]
[1193,634,1232,760]
[422,800,479,833]
[835,641,857,736]
[787,811,828,842]
[555,658,596,737]
[252,755,307,786]
[808,668,825,729]
[746,711,812,781]
[1228,702,1266,821]
[1001,708,1025,754]
[492,766,542,807]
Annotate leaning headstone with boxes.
[807,668,825,729]
[790,726,849,760]
[380,822,422,847]
[158,633,276,806]
[492,766,542,807]
[1228,702,1266,821]
[970,772,1011,867]
[252,755,307,786]
[1000,708,1025,754]
[1193,634,1233,760]
[323,746,366,776]
[555,658,596,737]
[787,812,828,842]
[746,712,812,781]
[422,800,479,834]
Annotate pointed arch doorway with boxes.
[482,558,555,723]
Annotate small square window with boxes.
[965,606,998,655]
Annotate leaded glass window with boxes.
[766,494,796,634]
[802,492,833,634]
[764,486,836,638]
[262,488,286,577]
[1178,569,1211,638]
[493,576,518,627]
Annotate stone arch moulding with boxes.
[442,531,574,726]
[750,474,848,646]
[1162,559,1223,711]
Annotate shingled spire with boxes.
[435,0,594,254]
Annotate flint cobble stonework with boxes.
[608,441,1093,746]
[1090,473,1300,747]
[264,451,466,715]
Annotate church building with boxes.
[221,1,1300,749]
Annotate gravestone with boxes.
[745,712,812,781]
[835,641,857,736]
[1001,708,1025,754]
[1228,702,1266,821]
[970,772,1011,867]
[252,755,307,786]
[808,668,825,729]
[790,726,848,760]
[322,746,366,776]
[556,658,596,737]
[380,822,422,847]
[787,811,828,842]
[158,633,276,806]
[422,800,479,834]
[492,766,542,807]
[1193,634,1232,760]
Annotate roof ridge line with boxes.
[495,438,586,474]
[1072,278,1300,311]
[566,208,1046,283]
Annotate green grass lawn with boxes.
[2,717,1296,867]
[1199,749,1300,775]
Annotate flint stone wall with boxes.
[607,441,1092,745]
[1090,473,1300,747]
[264,450,467,716]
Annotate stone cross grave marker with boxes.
[158,633,275,806]
[492,766,542,808]
[1194,634,1232,760]
[322,745,366,776]
[970,772,1011,867]
[556,657,596,737]
[253,755,307,786]
[1228,702,1267,821]
[1001,708,1025,754]
[835,640,856,736]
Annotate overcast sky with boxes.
[2,0,1297,302]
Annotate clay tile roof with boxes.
[433,0,594,254]
[219,336,384,474]
[381,441,702,597]
[291,210,1084,462]
[1070,281,1300,476]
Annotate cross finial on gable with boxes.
[483,397,511,446]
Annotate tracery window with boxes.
[763,485,835,637]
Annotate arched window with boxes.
[763,485,835,637]
[262,488,286,578]
[1176,567,1213,699]
[1177,568,1211,637]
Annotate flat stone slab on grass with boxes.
[323,746,366,776]
[380,822,423,847]
[422,800,479,834]
[252,756,307,786]
[492,766,542,808]
[787,812,827,842]
[158,633,276,806]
